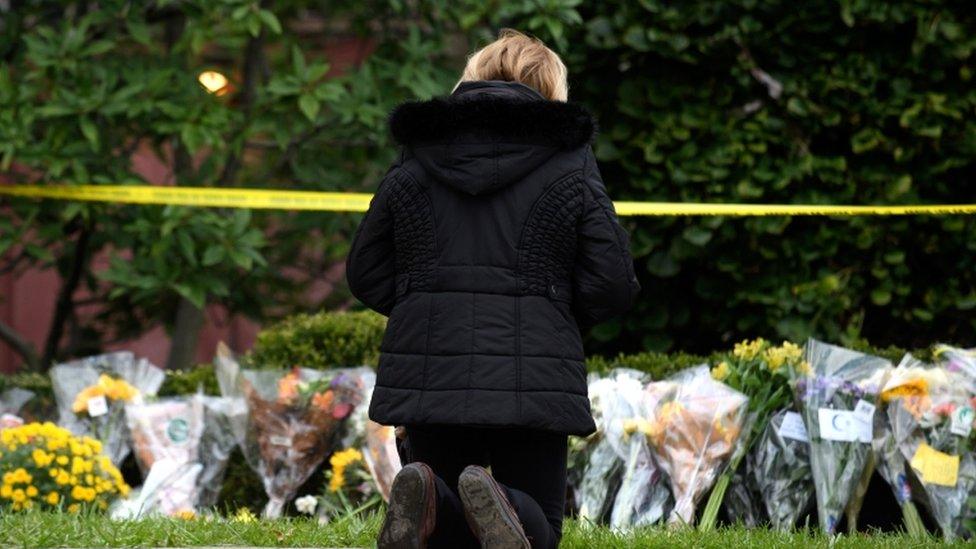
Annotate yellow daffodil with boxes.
[711,361,730,381]
[732,338,766,360]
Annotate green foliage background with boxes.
[1,1,975,370]
[550,1,976,353]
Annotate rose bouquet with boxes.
[699,339,806,530]
[793,339,891,534]
[874,354,976,539]
[215,344,369,518]
[647,366,748,526]
[0,422,130,513]
[50,352,165,465]
[574,370,645,524]
[1,388,34,432]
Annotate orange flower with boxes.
[277,370,301,404]
[312,390,335,412]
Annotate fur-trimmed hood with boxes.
[388,81,597,195]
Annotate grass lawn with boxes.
[0,511,968,548]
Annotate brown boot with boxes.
[458,465,530,549]
[377,462,437,549]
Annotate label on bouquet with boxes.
[269,435,292,447]
[778,412,809,442]
[87,395,109,417]
[853,399,876,421]
[910,443,959,487]
[818,408,871,443]
[166,418,190,443]
[950,406,974,437]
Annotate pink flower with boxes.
[332,402,352,419]
[932,402,956,417]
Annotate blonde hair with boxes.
[455,29,568,102]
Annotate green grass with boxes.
[0,511,968,548]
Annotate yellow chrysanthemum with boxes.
[881,379,929,402]
[232,508,257,523]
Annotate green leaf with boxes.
[870,288,892,306]
[646,252,680,277]
[682,225,713,246]
[79,116,99,150]
[202,245,225,266]
[298,94,320,121]
[127,19,152,46]
[246,15,261,37]
[257,10,282,35]
[173,284,207,309]
[176,232,196,265]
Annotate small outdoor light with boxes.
[198,70,229,95]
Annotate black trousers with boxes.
[401,425,568,549]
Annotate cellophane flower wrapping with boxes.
[874,354,976,539]
[647,365,748,526]
[339,369,401,502]
[748,408,814,530]
[50,352,165,466]
[215,344,368,518]
[115,393,241,518]
[608,377,675,528]
[574,370,643,523]
[0,388,33,431]
[794,339,890,534]
[705,339,806,530]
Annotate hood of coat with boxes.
[388,80,596,196]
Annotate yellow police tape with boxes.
[2,184,976,217]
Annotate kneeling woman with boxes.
[347,29,639,549]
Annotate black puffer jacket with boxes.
[347,80,639,436]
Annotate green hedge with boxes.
[538,1,976,355]
[246,310,387,370]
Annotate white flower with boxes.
[295,495,318,515]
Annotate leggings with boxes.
[401,425,568,549]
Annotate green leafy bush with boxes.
[246,310,387,370]
[501,1,976,354]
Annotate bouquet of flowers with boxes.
[112,392,239,519]
[700,339,806,530]
[793,339,890,534]
[874,354,976,539]
[647,366,749,526]
[215,343,369,518]
[1,388,34,431]
[574,370,645,524]
[609,378,675,528]
[316,447,384,521]
[0,422,130,513]
[338,370,401,502]
[747,408,815,530]
[50,352,165,465]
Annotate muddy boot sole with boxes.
[458,465,530,549]
[377,462,437,549]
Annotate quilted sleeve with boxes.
[573,148,641,325]
[346,171,397,316]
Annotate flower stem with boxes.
[699,472,731,531]
[901,501,927,539]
